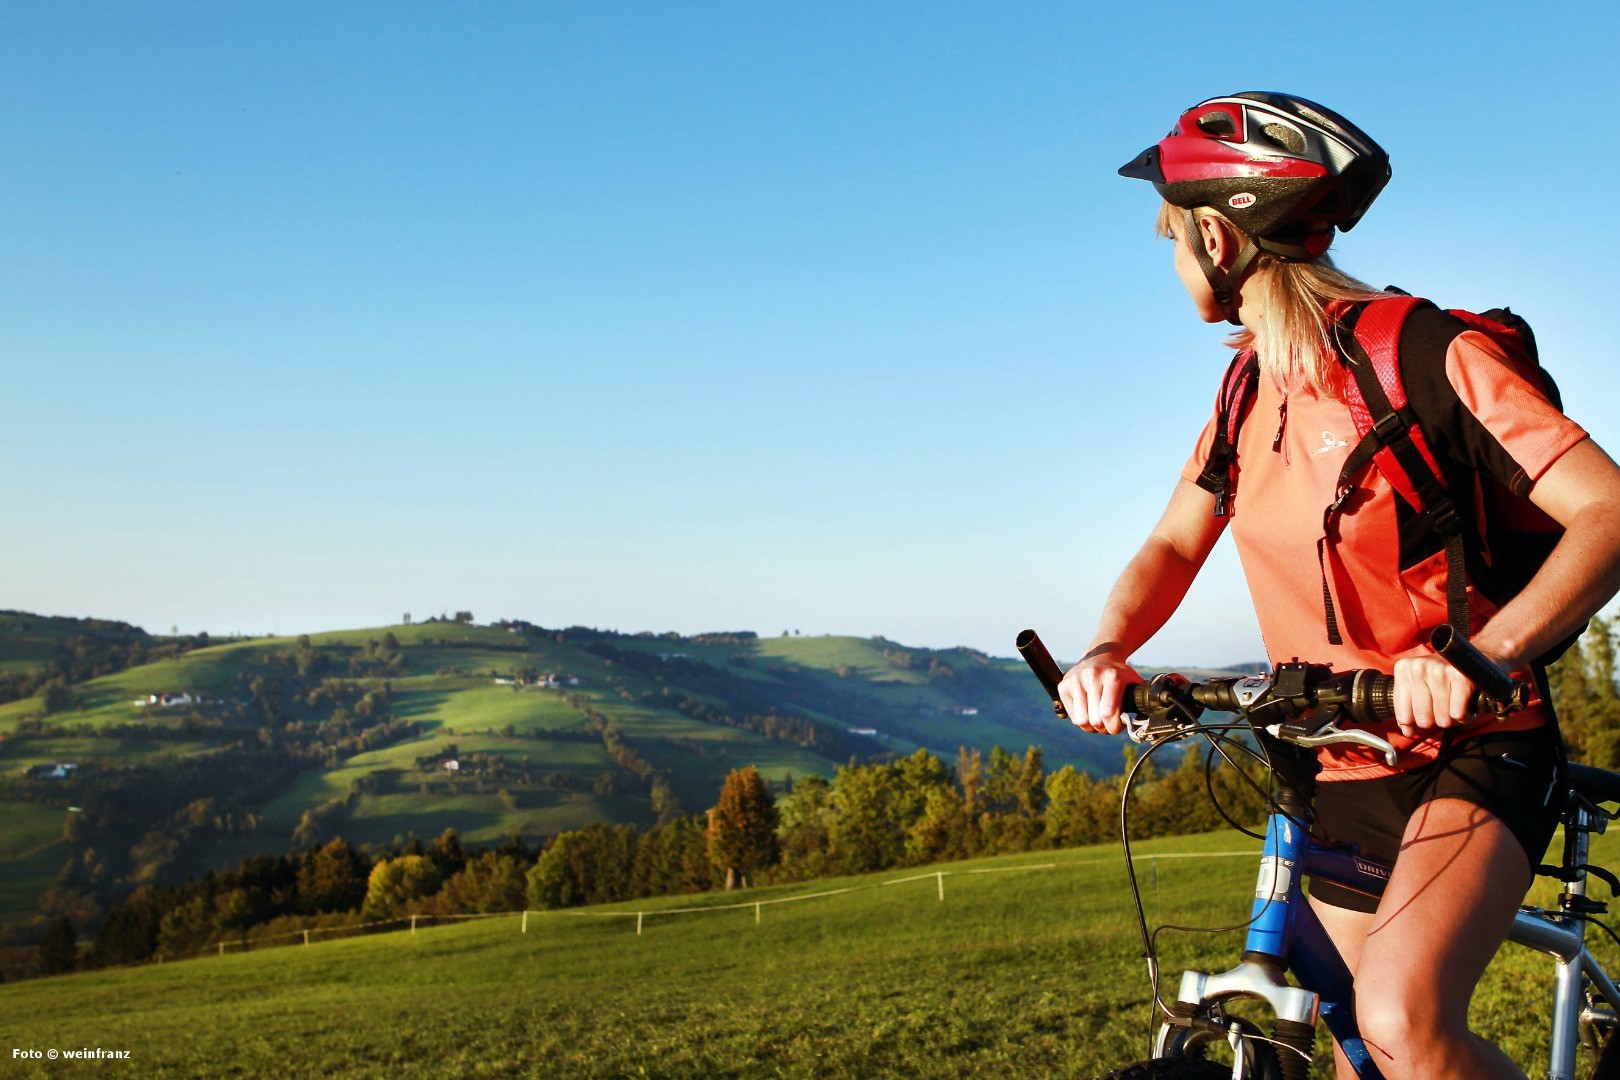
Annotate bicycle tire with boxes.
[1594,1028,1620,1080]
[1096,1027,1284,1080]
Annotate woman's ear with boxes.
[1197,214,1236,271]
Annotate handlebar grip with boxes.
[1017,629,1146,724]
[1429,626,1529,711]
[1016,629,1068,718]
[1364,672,1395,721]
[1120,682,1149,715]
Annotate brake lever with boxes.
[1268,717,1398,767]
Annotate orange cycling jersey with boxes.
[1181,316,1588,780]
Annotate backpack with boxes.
[1194,291,1578,667]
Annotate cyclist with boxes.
[1060,92,1620,1079]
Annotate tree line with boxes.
[2,641,422,958]
[41,738,1262,980]
[0,620,215,710]
[1549,615,1620,769]
[21,618,1620,982]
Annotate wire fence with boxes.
[91,848,1260,970]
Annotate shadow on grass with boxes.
[392,691,452,721]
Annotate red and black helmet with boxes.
[1119,92,1390,261]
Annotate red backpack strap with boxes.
[1194,350,1259,517]
[1325,295,1471,644]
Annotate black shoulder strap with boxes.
[1195,352,1259,518]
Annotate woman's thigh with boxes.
[1359,796,1530,1025]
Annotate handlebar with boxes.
[1015,627,1529,766]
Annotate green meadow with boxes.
[3,829,1615,1079]
[2,615,1128,935]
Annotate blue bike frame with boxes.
[1164,796,1620,1080]
[1256,808,1387,1075]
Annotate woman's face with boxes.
[1171,219,1226,323]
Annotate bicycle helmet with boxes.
[1120,92,1390,321]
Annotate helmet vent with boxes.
[1291,103,1339,133]
[1195,110,1238,138]
[1260,122,1306,155]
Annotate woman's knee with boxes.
[1354,983,1465,1072]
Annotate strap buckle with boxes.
[1372,409,1406,442]
[1429,500,1462,537]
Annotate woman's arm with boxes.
[1059,477,1228,734]
[1397,438,1620,731]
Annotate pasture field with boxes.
[4,828,1616,1079]
[0,616,1124,945]
[391,684,585,734]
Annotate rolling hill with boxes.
[0,611,1147,943]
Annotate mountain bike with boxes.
[1016,628,1620,1080]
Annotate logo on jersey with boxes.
[1310,430,1349,457]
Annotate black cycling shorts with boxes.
[1309,726,1563,914]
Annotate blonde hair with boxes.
[1156,201,1385,396]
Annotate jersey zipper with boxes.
[1272,395,1290,464]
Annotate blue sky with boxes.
[5,2,1618,664]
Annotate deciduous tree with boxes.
[361,855,441,919]
[706,766,779,890]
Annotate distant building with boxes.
[442,760,460,772]
[848,727,879,737]
[26,763,77,780]
[133,692,200,709]
[535,674,581,688]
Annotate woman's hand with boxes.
[1390,647,1511,738]
[1058,648,1143,736]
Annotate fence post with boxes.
[636,912,643,936]
[218,941,224,958]
[937,871,945,901]
[522,910,529,934]
[303,930,310,947]
[411,915,417,936]
[755,902,761,925]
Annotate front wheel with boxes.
[1097,1060,1232,1080]
[1097,1024,1284,1080]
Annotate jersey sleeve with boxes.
[1400,314,1588,496]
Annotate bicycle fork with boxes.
[1157,801,1380,1079]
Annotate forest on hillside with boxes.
[18,613,1620,985]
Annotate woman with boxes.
[1060,92,1620,1079]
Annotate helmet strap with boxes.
[1186,210,1260,326]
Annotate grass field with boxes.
[4,827,1616,1078]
